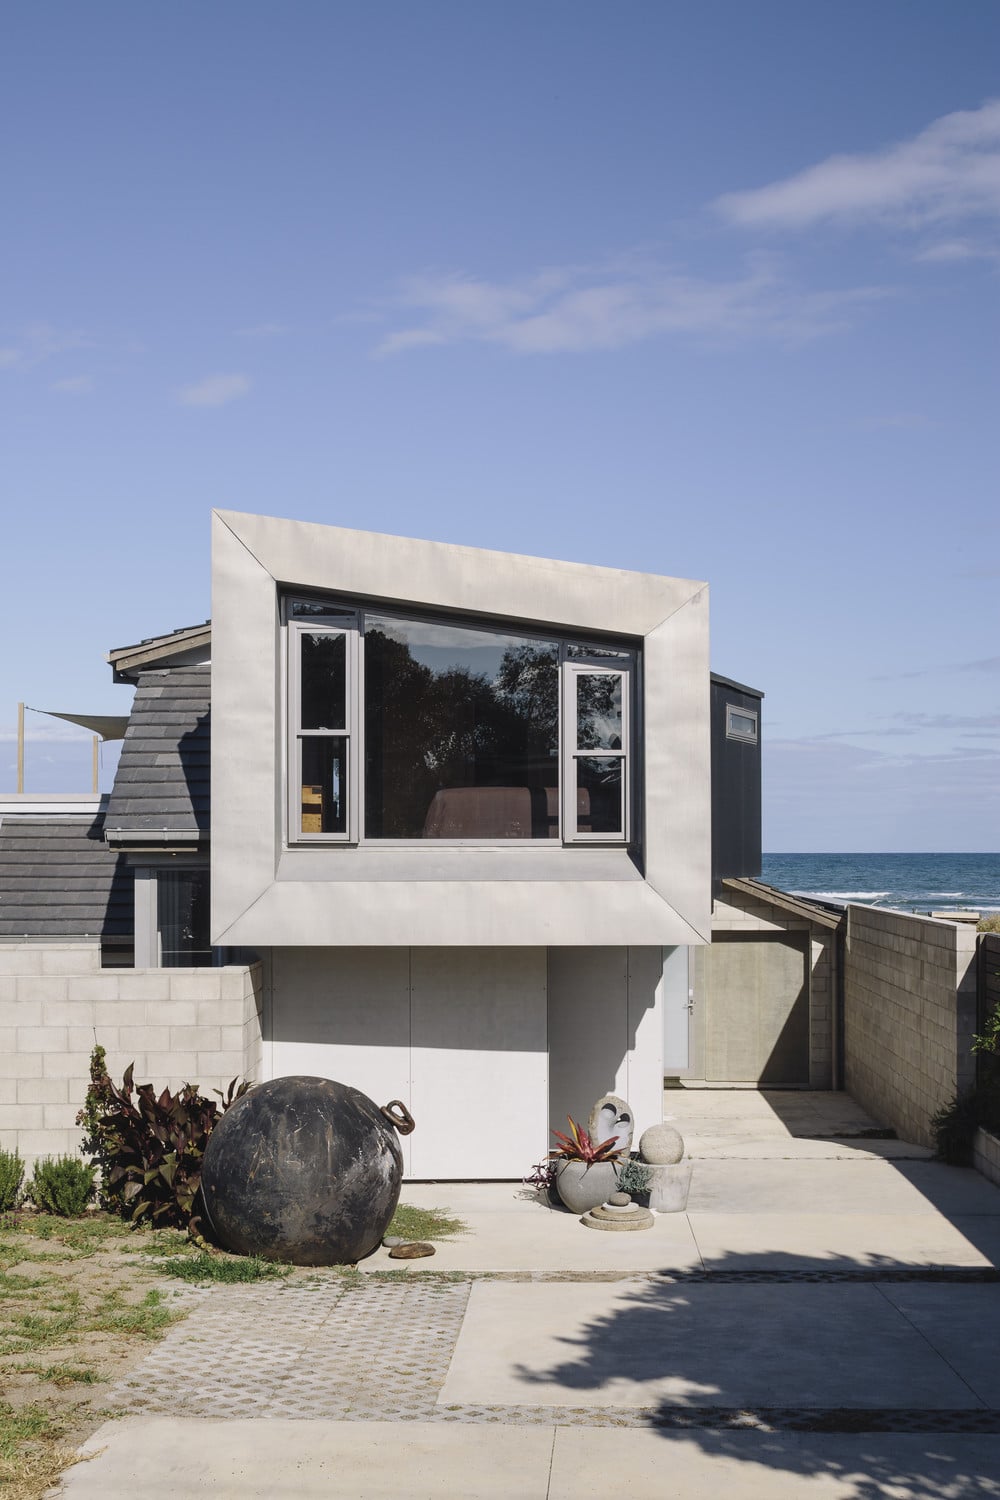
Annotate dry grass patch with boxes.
[0,1210,192,1499]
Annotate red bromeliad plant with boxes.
[547,1115,623,1165]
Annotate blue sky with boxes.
[2,1,997,851]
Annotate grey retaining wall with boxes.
[844,908,977,1149]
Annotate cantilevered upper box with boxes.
[210,509,711,948]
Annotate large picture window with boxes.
[286,599,636,845]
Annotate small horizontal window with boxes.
[726,705,758,743]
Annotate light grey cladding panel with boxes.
[643,593,712,942]
[214,510,701,637]
[211,508,712,950]
[211,513,282,940]
[409,947,547,1178]
[219,878,703,947]
[548,947,665,1145]
[267,947,412,1175]
[625,945,665,1115]
[547,948,629,1137]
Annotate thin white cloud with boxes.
[376,256,888,357]
[715,99,1000,234]
[176,373,251,407]
[914,237,1000,265]
[50,375,94,395]
[0,324,94,371]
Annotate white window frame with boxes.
[284,599,635,849]
[287,612,360,843]
[561,655,630,844]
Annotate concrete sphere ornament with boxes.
[638,1123,685,1165]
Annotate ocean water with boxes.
[760,852,1000,916]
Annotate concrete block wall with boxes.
[711,892,835,1087]
[974,1128,1000,1190]
[844,907,977,1148]
[0,946,263,1165]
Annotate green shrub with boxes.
[0,1148,25,1212]
[76,1045,251,1230]
[26,1157,95,1217]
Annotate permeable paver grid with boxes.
[109,1281,470,1422]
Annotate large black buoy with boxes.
[199,1076,415,1266]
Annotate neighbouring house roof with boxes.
[721,876,844,930]
[107,621,212,684]
[710,672,765,699]
[0,816,134,941]
[103,666,210,846]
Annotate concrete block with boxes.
[15,976,68,1004]
[168,1025,220,1051]
[41,1053,90,1081]
[0,1104,43,1130]
[41,947,101,975]
[117,974,170,1003]
[220,1026,244,1052]
[119,1026,172,1052]
[4,1053,44,1079]
[16,1026,69,1054]
[150,999,197,1026]
[18,1078,69,1105]
[17,1129,78,1158]
[0,1027,15,1052]
[0,949,43,975]
[67,1026,100,1054]
[69,976,121,1003]
[197,999,243,1026]
[195,1052,244,1076]
[163,973,220,1002]
[94,1000,147,1028]
[0,1080,16,1104]
[42,999,94,1027]
[44,1102,85,1130]
[0,1000,42,1028]
[144,1053,199,1080]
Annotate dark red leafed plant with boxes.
[77,1046,251,1229]
[547,1115,623,1164]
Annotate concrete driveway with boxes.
[51,1092,1000,1498]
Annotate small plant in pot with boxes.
[548,1117,623,1214]
[616,1154,653,1206]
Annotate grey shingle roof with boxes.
[104,667,210,840]
[0,817,133,939]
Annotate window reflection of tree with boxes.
[364,632,559,838]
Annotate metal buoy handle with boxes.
[381,1099,416,1135]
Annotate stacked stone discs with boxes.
[580,1190,653,1232]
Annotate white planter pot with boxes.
[555,1159,617,1214]
[647,1161,693,1213]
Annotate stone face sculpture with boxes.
[200,1076,415,1266]
[588,1094,634,1157]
